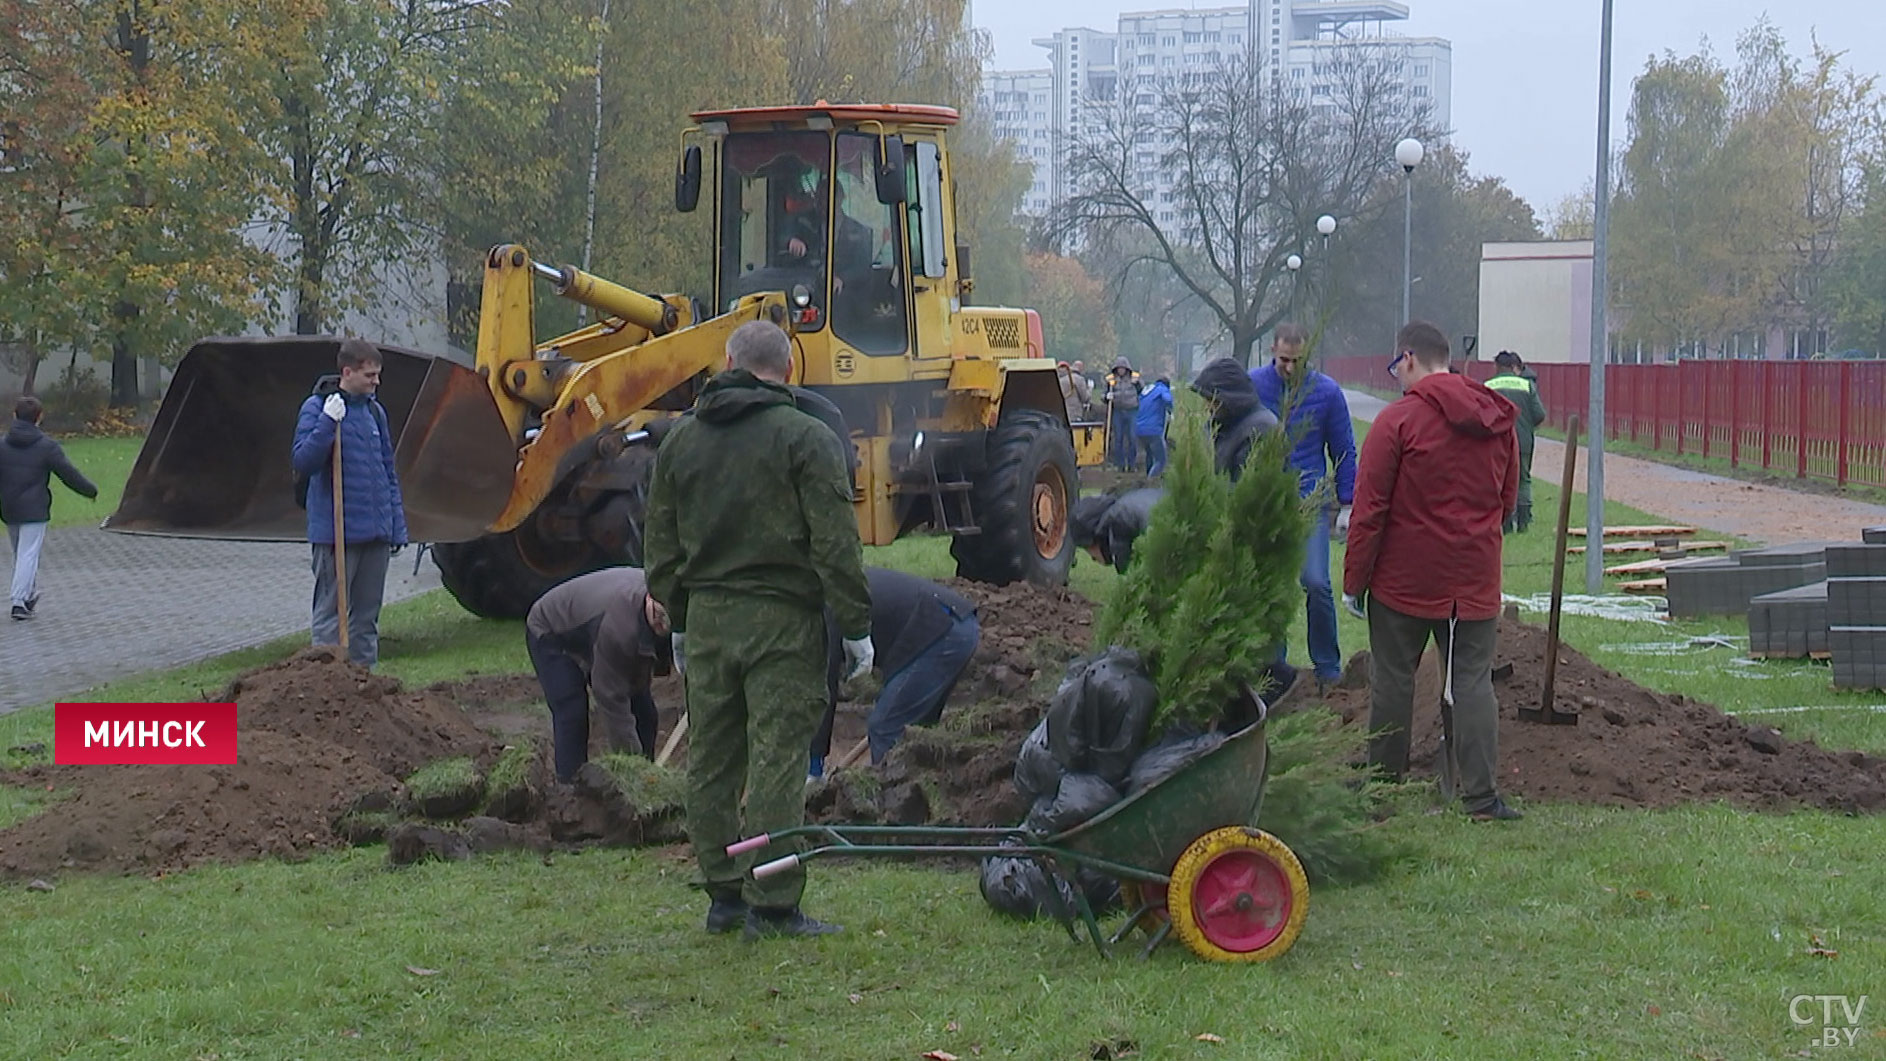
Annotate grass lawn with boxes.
[2,451,1884,1058]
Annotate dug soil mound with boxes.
[1323,613,1886,813]
[0,650,502,879]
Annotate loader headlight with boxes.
[791,284,812,308]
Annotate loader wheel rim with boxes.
[1031,465,1068,561]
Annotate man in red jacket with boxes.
[1342,321,1523,821]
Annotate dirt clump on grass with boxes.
[0,649,502,879]
[1323,613,1886,813]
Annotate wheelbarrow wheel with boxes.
[1168,827,1308,963]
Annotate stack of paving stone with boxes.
[1747,582,1830,658]
[1666,542,1830,619]
[1828,541,1886,690]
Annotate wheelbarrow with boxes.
[725,703,1309,963]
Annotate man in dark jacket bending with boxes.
[0,396,98,620]
[526,566,673,779]
[1071,488,1163,573]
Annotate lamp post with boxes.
[1286,253,1303,318]
[1585,0,1616,594]
[1316,213,1337,252]
[1395,138,1423,326]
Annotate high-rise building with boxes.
[981,1,1451,217]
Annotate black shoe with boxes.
[9,605,28,621]
[743,906,843,940]
[1469,798,1523,822]
[705,894,750,934]
[23,596,35,614]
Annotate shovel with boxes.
[331,417,350,655]
[1521,414,1580,725]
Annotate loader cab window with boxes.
[829,132,908,357]
[718,131,832,330]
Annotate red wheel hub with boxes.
[1189,850,1292,952]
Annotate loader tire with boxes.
[952,409,1078,587]
[431,532,577,620]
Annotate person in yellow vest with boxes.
[1484,351,1546,533]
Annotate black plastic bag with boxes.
[1013,719,1063,802]
[978,846,1121,920]
[1024,772,1120,835]
[1125,730,1228,795]
[978,849,1077,920]
[1046,647,1157,785]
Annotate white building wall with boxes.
[1478,240,1594,365]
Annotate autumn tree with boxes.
[1023,253,1115,364]
[1053,43,1429,366]
[1318,143,1539,360]
[0,0,280,405]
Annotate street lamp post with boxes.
[1286,253,1303,318]
[1395,138,1423,326]
[1585,0,1616,594]
[1316,213,1337,253]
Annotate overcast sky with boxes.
[973,1,1884,213]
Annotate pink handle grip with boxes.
[752,854,800,880]
[726,834,771,857]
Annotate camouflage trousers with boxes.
[683,592,828,909]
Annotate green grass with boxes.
[42,436,142,530]
[2,457,1885,1057]
[0,807,1878,1058]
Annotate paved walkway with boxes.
[0,528,440,716]
[1345,390,1886,545]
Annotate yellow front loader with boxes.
[107,102,1106,618]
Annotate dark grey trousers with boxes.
[1366,599,1502,812]
[311,542,392,667]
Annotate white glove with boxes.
[322,393,347,421]
[1342,593,1367,621]
[1334,505,1352,541]
[842,636,875,681]
[670,632,687,675]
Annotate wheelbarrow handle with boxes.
[752,853,800,880]
[726,834,771,857]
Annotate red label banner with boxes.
[54,703,239,765]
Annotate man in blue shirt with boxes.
[1133,376,1174,476]
[1249,323,1357,689]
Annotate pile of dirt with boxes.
[1323,612,1886,813]
[0,650,502,878]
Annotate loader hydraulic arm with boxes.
[474,243,793,534]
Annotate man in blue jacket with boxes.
[291,338,408,668]
[1133,376,1174,476]
[1249,323,1357,689]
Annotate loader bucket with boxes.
[104,336,517,544]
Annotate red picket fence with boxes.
[1319,356,1886,489]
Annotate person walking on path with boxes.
[1342,321,1522,822]
[645,320,873,941]
[1134,376,1174,476]
[1484,351,1546,533]
[1249,322,1358,691]
[525,566,674,779]
[0,396,98,620]
[291,338,408,668]
[1104,357,1142,471]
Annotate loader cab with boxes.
[686,104,963,384]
